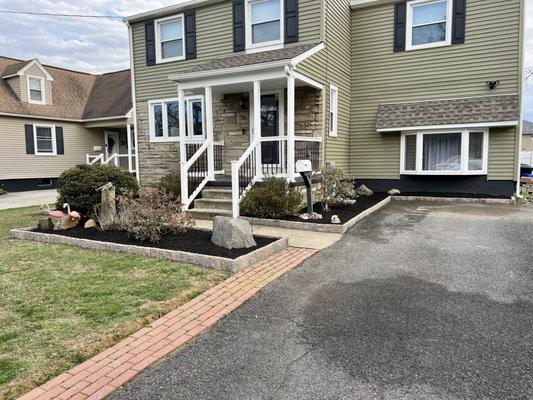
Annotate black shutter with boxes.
[285,0,298,44]
[452,0,466,44]
[233,0,245,52]
[145,20,156,66]
[24,124,34,155]
[393,3,406,53]
[184,11,197,59]
[56,127,64,155]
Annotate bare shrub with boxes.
[117,187,194,243]
[317,167,357,211]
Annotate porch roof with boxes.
[169,43,323,82]
[375,95,519,132]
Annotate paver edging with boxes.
[242,196,392,234]
[392,195,514,205]
[8,228,289,273]
[15,247,317,400]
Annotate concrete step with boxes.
[187,208,232,220]
[201,188,233,200]
[194,198,233,211]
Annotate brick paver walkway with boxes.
[18,247,317,400]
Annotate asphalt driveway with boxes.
[110,201,533,400]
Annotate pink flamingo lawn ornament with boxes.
[63,203,81,221]
[53,203,81,231]
[41,204,64,219]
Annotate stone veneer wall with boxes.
[136,87,324,186]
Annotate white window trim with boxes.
[400,129,489,175]
[148,96,206,142]
[155,14,186,64]
[406,0,453,51]
[33,124,57,156]
[27,75,45,105]
[329,85,339,137]
[245,0,284,53]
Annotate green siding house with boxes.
[124,0,524,217]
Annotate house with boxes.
[0,56,136,192]
[523,120,533,152]
[123,0,524,217]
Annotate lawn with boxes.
[0,206,229,399]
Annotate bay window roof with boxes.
[375,95,519,132]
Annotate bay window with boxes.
[406,0,452,51]
[155,15,185,63]
[401,130,488,175]
[246,0,283,51]
[149,97,205,142]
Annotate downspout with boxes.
[125,19,140,184]
[516,0,526,198]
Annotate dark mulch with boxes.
[400,192,510,199]
[42,227,277,259]
[281,193,389,225]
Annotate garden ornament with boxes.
[331,215,341,224]
[53,203,81,231]
[41,204,64,219]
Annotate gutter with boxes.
[0,112,129,123]
[123,0,225,23]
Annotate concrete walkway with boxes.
[111,201,533,400]
[0,189,58,210]
[195,219,342,250]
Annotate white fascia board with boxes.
[290,43,325,66]
[350,0,398,10]
[19,59,55,81]
[177,69,287,90]
[124,0,223,23]
[377,121,519,133]
[0,112,128,123]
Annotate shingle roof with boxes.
[1,59,32,78]
[0,55,131,121]
[376,95,519,131]
[180,43,320,74]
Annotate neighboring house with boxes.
[523,120,533,151]
[0,56,135,192]
[123,0,524,217]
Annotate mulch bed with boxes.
[41,227,276,259]
[282,193,389,225]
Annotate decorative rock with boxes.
[344,199,357,205]
[388,189,401,196]
[211,216,256,249]
[356,184,373,196]
[331,215,341,224]
[299,212,322,220]
[84,219,96,229]
[37,218,54,232]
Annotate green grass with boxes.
[0,206,229,399]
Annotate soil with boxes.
[43,227,277,259]
[283,193,389,225]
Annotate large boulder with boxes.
[211,217,257,249]
[356,184,373,196]
[388,188,401,196]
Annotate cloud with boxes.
[0,0,181,73]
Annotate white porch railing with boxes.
[85,153,137,173]
[86,153,104,165]
[231,136,321,218]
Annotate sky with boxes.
[0,0,532,119]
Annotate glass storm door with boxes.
[260,94,280,166]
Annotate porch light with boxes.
[485,80,500,90]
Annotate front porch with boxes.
[175,66,324,218]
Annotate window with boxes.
[401,130,488,175]
[329,85,338,137]
[37,178,53,187]
[155,15,185,63]
[406,0,452,51]
[33,125,56,155]
[149,97,205,141]
[28,76,45,104]
[246,0,283,51]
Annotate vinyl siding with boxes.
[0,116,104,180]
[350,0,521,180]
[20,64,53,105]
[132,0,323,101]
[6,77,21,99]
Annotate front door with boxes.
[260,94,280,166]
[104,131,119,165]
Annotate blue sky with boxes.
[0,0,532,119]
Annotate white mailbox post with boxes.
[296,159,314,215]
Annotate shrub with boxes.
[0,184,5,195]
[240,177,303,219]
[317,167,357,211]
[57,164,139,214]
[156,172,181,199]
[117,187,194,242]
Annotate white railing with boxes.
[86,153,136,173]
[521,151,533,167]
[231,138,260,218]
[180,140,213,209]
[86,153,104,165]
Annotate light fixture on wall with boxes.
[239,94,248,110]
[485,80,500,90]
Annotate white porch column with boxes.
[178,87,188,205]
[205,86,215,180]
[287,73,295,181]
[126,123,133,172]
[253,81,262,179]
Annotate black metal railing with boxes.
[238,148,256,198]
[214,143,223,172]
[187,150,208,198]
[295,140,320,171]
[260,139,287,177]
